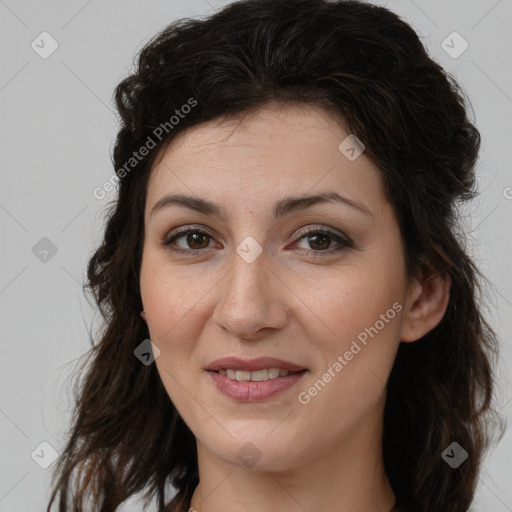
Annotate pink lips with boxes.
[206,357,308,402]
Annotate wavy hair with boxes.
[46,1,505,511]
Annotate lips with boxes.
[205,357,308,401]
[205,357,307,373]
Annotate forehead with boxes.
[146,103,385,215]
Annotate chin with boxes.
[205,433,306,472]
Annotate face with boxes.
[140,103,411,471]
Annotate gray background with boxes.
[0,0,511,510]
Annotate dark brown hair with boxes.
[47,1,505,511]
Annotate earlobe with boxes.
[400,271,451,342]
[140,310,147,323]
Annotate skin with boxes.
[139,103,450,512]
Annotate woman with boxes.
[46,1,504,511]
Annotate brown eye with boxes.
[162,226,352,257]
[293,228,353,255]
[183,231,211,250]
[306,232,331,251]
[163,228,216,253]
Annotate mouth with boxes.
[205,357,308,401]
[205,356,307,374]
[211,367,306,381]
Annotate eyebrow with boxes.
[150,191,373,221]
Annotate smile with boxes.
[216,368,298,381]
[207,368,307,401]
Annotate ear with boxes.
[140,310,147,323]
[400,271,451,342]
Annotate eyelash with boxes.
[162,225,353,257]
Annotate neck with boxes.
[189,395,396,512]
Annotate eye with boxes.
[162,225,353,256]
[162,226,218,254]
[291,227,353,255]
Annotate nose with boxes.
[211,247,288,341]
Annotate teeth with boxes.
[268,368,280,379]
[250,369,269,381]
[218,367,292,381]
[236,370,251,381]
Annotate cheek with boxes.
[140,251,208,344]
[302,265,403,349]
[139,285,200,417]
[294,275,401,436]
[297,250,404,410]
[140,255,206,414]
